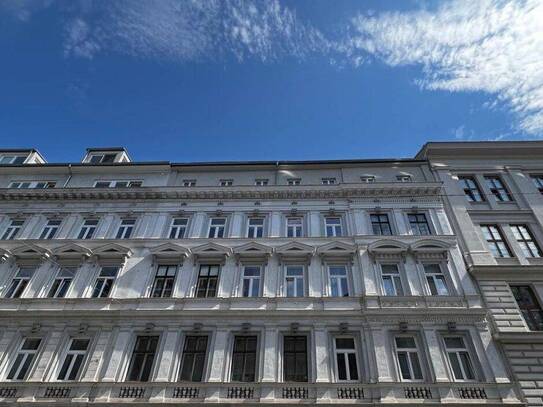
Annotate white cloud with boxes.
[346,0,543,135]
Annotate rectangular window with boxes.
[283,336,308,382]
[247,218,264,238]
[48,267,76,298]
[89,154,116,164]
[9,181,56,189]
[5,267,34,298]
[126,336,159,382]
[255,179,268,186]
[91,266,119,298]
[183,179,196,187]
[511,224,542,258]
[371,213,392,235]
[360,176,375,183]
[219,179,233,187]
[231,336,258,382]
[78,219,98,239]
[481,225,511,257]
[395,336,423,381]
[57,338,90,381]
[424,264,449,295]
[179,336,208,382]
[444,336,475,381]
[381,264,404,296]
[2,219,24,240]
[287,178,301,186]
[6,338,41,380]
[397,175,412,182]
[169,217,188,239]
[116,218,135,239]
[93,180,142,188]
[151,265,177,298]
[286,217,303,237]
[322,178,336,185]
[458,176,484,202]
[328,266,349,297]
[334,337,359,381]
[0,155,27,165]
[511,285,543,331]
[325,217,342,237]
[40,219,61,239]
[285,266,304,297]
[532,175,543,195]
[242,266,261,297]
[408,213,431,235]
[208,218,226,238]
[484,176,513,202]
[195,265,219,298]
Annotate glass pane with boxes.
[348,353,359,380]
[180,354,195,381]
[336,338,355,349]
[68,354,84,380]
[409,353,423,380]
[395,337,416,349]
[460,352,475,380]
[448,352,464,380]
[17,355,34,380]
[337,353,347,380]
[397,352,411,379]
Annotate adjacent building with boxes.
[0,146,521,405]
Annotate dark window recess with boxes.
[126,336,159,382]
[283,336,308,382]
[179,336,208,382]
[511,285,543,331]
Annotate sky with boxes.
[1,0,542,163]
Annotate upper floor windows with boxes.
[78,219,98,240]
[443,336,475,381]
[151,265,177,298]
[241,266,261,297]
[0,154,27,165]
[397,175,412,182]
[423,264,450,296]
[286,217,303,237]
[325,216,342,237]
[371,213,392,235]
[511,224,542,258]
[394,336,423,381]
[2,219,24,240]
[360,176,376,183]
[7,338,41,380]
[255,179,269,186]
[57,338,90,381]
[484,176,513,202]
[126,336,159,382]
[408,213,431,235]
[287,178,301,186]
[480,225,511,258]
[231,336,258,382]
[183,179,196,187]
[48,267,76,298]
[40,219,61,240]
[321,178,336,185]
[511,285,543,331]
[169,217,188,239]
[283,336,308,382]
[9,181,56,189]
[458,176,484,202]
[380,264,404,296]
[179,336,208,381]
[219,179,233,187]
[285,266,305,297]
[94,180,142,188]
[328,266,349,297]
[88,153,116,164]
[208,217,226,238]
[195,265,219,298]
[531,175,543,194]
[91,266,119,298]
[5,267,34,298]
[247,217,264,238]
[334,337,359,382]
[116,218,135,239]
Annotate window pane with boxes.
[337,353,347,380]
[347,353,358,380]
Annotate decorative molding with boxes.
[149,243,190,264]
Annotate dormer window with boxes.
[322,178,336,185]
[93,180,142,188]
[219,179,233,187]
[0,154,27,165]
[360,176,376,183]
[287,178,301,186]
[183,180,196,187]
[84,148,130,164]
[9,181,56,189]
[89,153,116,164]
[397,175,412,182]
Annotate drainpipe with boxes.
[63,164,73,188]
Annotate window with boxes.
[532,175,543,194]
[48,267,76,298]
[116,218,135,239]
[208,217,226,238]
[179,336,208,382]
[40,219,61,239]
[334,337,359,381]
[183,179,196,187]
[78,219,98,239]
[328,266,349,297]
[0,155,27,165]
[511,224,542,258]
[195,265,219,298]
[480,225,511,257]
[286,217,303,237]
[287,178,301,186]
[247,218,264,238]
[423,264,449,295]
[255,179,268,186]
[322,178,336,185]
[381,264,404,296]
[126,336,159,382]
[9,181,56,189]
[484,176,513,202]
[57,338,90,381]
[5,267,34,298]
[219,179,233,187]
[241,266,261,297]
[2,219,24,240]
[394,336,423,381]
[93,180,142,188]
[151,265,177,298]
[169,217,188,239]
[371,213,392,235]
[231,336,258,382]
[511,285,543,331]
[360,176,375,183]
[443,336,475,381]
[283,336,308,382]
[458,176,484,202]
[397,175,412,182]
[285,266,304,297]
[6,338,41,380]
[89,153,116,164]
[408,213,431,235]
[325,216,342,237]
[91,266,119,298]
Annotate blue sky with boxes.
[1,0,541,163]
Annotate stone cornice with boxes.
[469,264,543,280]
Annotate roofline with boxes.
[86,147,128,152]
[416,140,543,159]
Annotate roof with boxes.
[416,140,543,159]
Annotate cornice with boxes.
[469,264,543,280]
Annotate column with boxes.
[94,214,116,239]
[352,209,368,235]
[473,324,510,383]
[155,329,181,381]
[82,328,113,381]
[175,260,194,298]
[25,261,56,298]
[308,211,321,237]
[269,212,282,238]
[404,256,424,296]
[435,208,453,235]
[102,328,132,382]
[188,212,205,238]
[422,325,449,382]
[308,256,323,297]
[0,329,18,366]
[230,212,243,238]
[28,328,64,381]
[56,214,80,239]
[369,325,393,382]
[217,257,236,298]
[263,257,279,297]
[262,327,279,382]
[314,326,330,382]
[208,328,229,382]
[18,216,41,239]
[149,213,169,238]
[67,262,96,298]
[132,214,151,238]
[392,210,408,235]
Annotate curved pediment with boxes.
[368,239,409,254]
[316,241,356,255]
[52,243,92,259]
[410,239,454,252]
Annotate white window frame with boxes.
[422,263,450,296]
[2,219,24,240]
[284,265,305,297]
[360,176,376,183]
[5,337,41,380]
[169,217,189,239]
[219,179,233,187]
[0,154,27,165]
[47,267,76,298]
[324,216,343,237]
[116,218,136,239]
[88,153,117,164]
[93,180,142,188]
[40,219,62,240]
[183,179,196,187]
[5,267,35,299]
[333,336,360,382]
[442,335,477,382]
[380,263,405,296]
[247,217,265,238]
[56,338,91,381]
[78,219,98,239]
[9,181,56,189]
[393,335,424,382]
[328,265,350,297]
[510,224,542,258]
[321,178,336,185]
[286,216,303,237]
[240,265,262,297]
[91,266,119,298]
[287,178,301,186]
[484,175,513,202]
[397,175,412,182]
[255,179,269,186]
[208,217,227,238]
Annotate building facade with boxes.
[418,141,543,407]
[0,147,520,405]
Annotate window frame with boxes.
[321,177,337,185]
[484,175,513,202]
[219,179,233,187]
[510,224,542,258]
[360,176,376,183]
[379,263,405,296]
[2,219,25,240]
[116,218,136,239]
[333,336,360,382]
[77,218,99,240]
[208,217,227,238]
[531,175,543,195]
[458,175,485,202]
[407,213,432,236]
[5,337,42,381]
[182,179,196,187]
[47,267,77,298]
[178,335,209,382]
[287,178,301,186]
[246,217,265,238]
[480,224,512,258]
[9,181,56,189]
[422,263,451,296]
[240,265,262,297]
[5,267,35,299]
[370,213,393,236]
[327,265,350,297]
[169,217,189,239]
[0,154,27,165]
[284,265,306,297]
[230,335,259,383]
[40,219,62,240]
[510,285,543,331]
[56,337,91,381]
[93,180,142,188]
[324,216,343,237]
[254,179,269,186]
[393,335,425,382]
[282,334,309,382]
[125,335,160,382]
[396,175,412,182]
[195,265,220,298]
[91,266,120,298]
[286,216,304,238]
[150,264,178,298]
[441,334,478,382]
[88,153,117,164]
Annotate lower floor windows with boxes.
[444,336,475,381]
[423,264,450,296]
[381,264,404,296]
[334,337,359,381]
[179,336,208,382]
[231,336,258,382]
[510,285,543,331]
[394,336,423,381]
[57,338,90,381]
[328,266,349,297]
[126,336,159,382]
[283,336,308,382]
[48,267,76,298]
[285,266,304,297]
[7,338,41,380]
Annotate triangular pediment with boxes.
[192,242,232,256]
[233,242,273,255]
[11,244,52,259]
[149,243,190,256]
[93,243,132,257]
[52,243,92,258]
[276,242,314,255]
